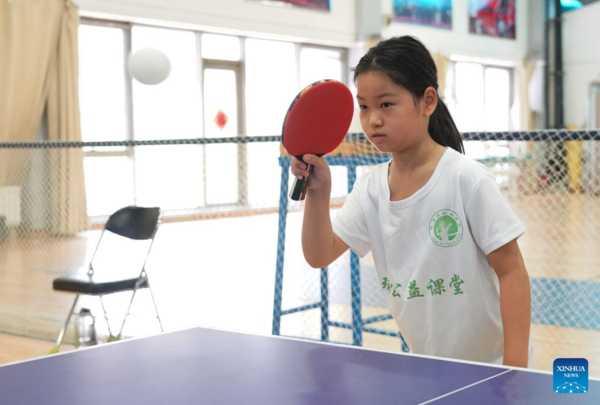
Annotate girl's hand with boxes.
[290,154,332,195]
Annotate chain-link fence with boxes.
[0,130,599,373]
[275,130,600,374]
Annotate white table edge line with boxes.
[417,369,514,405]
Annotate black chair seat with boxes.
[53,273,149,295]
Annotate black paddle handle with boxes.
[289,163,313,201]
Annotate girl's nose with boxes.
[369,113,382,128]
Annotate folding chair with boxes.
[51,206,163,351]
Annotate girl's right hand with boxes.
[290,154,332,195]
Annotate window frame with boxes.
[78,18,348,218]
[446,60,516,132]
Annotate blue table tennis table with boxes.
[1,327,598,404]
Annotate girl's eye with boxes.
[381,102,392,108]
[358,105,367,110]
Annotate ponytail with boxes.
[429,98,464,153]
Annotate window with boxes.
[245,39,298,205]
[299,47,343,88]
[78,23,133,217]
[203,66,242,205]
[445,62,513,132]
[445,61,514,159]
[131,26,204,211]
[78,20,348,217]
[201,34,241,61]
[79,24,128,143]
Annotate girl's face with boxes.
[356,71,433,154]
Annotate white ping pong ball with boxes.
[129,47,171,85]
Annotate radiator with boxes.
[0,186,21,227]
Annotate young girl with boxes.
[291,36,533,368]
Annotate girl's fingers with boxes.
[291,155,328,180]
[303,154,327,168]
[290,159,309,179]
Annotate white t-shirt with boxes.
[332,148,534,367]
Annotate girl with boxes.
[291,36,533,368]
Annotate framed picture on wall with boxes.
[469,0,516,39]
[392,0,453,30]
[248,0,330,11]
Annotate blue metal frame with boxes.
[272,155,409,352]
[271,161,289,337]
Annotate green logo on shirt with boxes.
[429,209,463,247]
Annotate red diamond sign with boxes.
[214,110,229,130]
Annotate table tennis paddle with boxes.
[281,79,354,201]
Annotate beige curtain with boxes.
[0,0,63,184]
[0,0,87,235]
[522,60,539,131]
[47,0,88,235]
[432,52,450,99]
[519,60,540,192]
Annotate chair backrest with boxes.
[104,206,161,240]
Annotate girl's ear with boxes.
[422,87,438,117]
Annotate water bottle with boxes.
[74,308,97,348]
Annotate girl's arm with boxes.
[487,239,531,368]
[291,154,349,268]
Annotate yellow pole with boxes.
[565,125,582,192]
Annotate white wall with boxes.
[527,0,544,60]
[75,0,356,46]
[563,1,600,128]
[381,0,528,62]
[76,0,531,62]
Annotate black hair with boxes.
[353,36,464,154]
